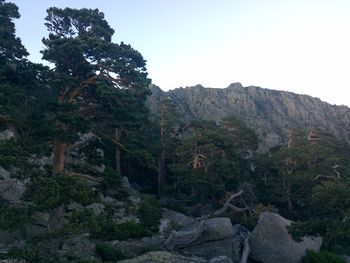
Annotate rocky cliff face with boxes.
[148,83,350,151]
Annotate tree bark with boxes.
[52,139,68,174]
[157,147,164,198]
[115,127,121,175]
[286,180,294,213]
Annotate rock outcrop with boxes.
[249,212,322,263]
[118,251,233,263]
[164,216,249,263]
[148,83,350,151]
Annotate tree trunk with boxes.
[157,147,164,198]
[286,180,294,213]
[115,127,121,175]
[52,139,68,174]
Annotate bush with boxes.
[5,246,40,263]
[95,243,126,261]
[0,201,31,230]
[91,221,152,241]
[26,175,98,209]
[102,166,121,187]
[302,250,345,263]
[137,195,161,232]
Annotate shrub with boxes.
[137,195,161,232]
[5,246,40,263]
[26,175,98,209]
[102,166,121,188]
[95,243,126,261]
[91,221,152,241]
[0,201,31,230]
[302,250,345,263]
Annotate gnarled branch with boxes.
[213,190,253,216]
[164,220,206,251]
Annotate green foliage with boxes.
[102,166,121,188]
[0,201,31,230]
[4,246,40,263]
[255,130,350,218]
[91,221,152,241]
[66,208,99,235]
[288,220,350,254]
[26,175,98,209]
[137,195,161,232]
[169,120,256,201]
[0,0,28,63]
[95,243,126,261]
[161,200,187,214]
[311,181,350,218]
[302,250,345,263]
[229,203,278,231]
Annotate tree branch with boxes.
[213,190,254,216]
[67,172,102,182]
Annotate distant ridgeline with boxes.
[147,83,350,151]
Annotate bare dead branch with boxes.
[164,220,206,251]
[213,190,253,216]
[332,164,341,178]
[67,172,102,182]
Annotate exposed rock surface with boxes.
[164,217,249,263]
[159,209,195,237]
[249,212,322,263]
[118,251,233,263]
[0,178,26,203]
[0,129,14,141]
[148,83,350,150]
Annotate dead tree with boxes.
[164,220,206,251]
[213,189,254,216]
[313,163,341,181]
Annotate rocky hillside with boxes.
[148,83,350,151]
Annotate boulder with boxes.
[341,255,350,263]
[0,129,14,141]
[159,209,194,237]
[249,212,322,263]
[180,224,248,263]
[87,202,105,215]
[0,178,26,203]
[22,208,67,239]
[0,229,24,254]
[0,166,10,179]
[164,218,249,262]
[58,236,96,261]
[182,239,235,260]
[118,251,208,263]
[109,236,164,258]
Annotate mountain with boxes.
[147,83,350,151]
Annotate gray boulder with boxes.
[87,202,105,215]
[118,251,208,263]
[181,224,248,263]
[159,209,195,237]
[22,207,67,239]
[164,218,248,262]
[341,255,350,263]
[109,236,164,258]
[59,236,96,261]
[0,129,14,141]
[0,229,24,254]
[0,166,10,179]
[249,212,322,263]
[0,178,26,203]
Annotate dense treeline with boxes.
[1,1,350,262]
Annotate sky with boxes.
[10,0,350,107]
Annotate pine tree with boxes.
[41,7,149,174]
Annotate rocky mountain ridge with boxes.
[148,83,350,150]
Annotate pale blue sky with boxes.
[11,0,350,106]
